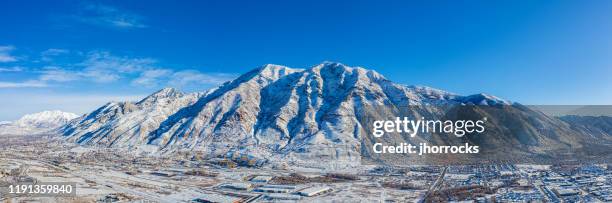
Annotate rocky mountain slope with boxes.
[559,115,612,141]
[61,88,204,147]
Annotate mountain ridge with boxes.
[58,62,609,167]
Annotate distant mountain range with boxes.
[53,62,610,167]
[528,105,612,117]
[0,110,78,135]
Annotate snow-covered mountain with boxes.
[0,110,79,135]
[61,88,204,147]
[59,62,607,167]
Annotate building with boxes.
[254,185,296,193]
[298,186,333,197]
[250,175,273,183]
[554,188,580,196]
[193,193,243,203]
[220,183,253,191]
[264,194,303,201]
[150,171,175,177]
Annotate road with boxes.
[421,166,447,203]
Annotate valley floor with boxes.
[0,134,610,202]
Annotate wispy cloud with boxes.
[79,51,156,82]
[39,66,80,82]
[75,3,147,29]
[2,48,236,90]
[132,69,236,89]
[0,45,18,62]
[0,66,23,72]
[41,48,69,61]
[132,69,173,87]
[82,51,155,73]
[35,51,157,83]
[66,51,235,87]
[0,80,47,88]
[169,70,235,87]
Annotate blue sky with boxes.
[1,0,611,120]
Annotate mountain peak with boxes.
[408,85,455,94]
[155,87,181,95]
[459,93,512,105]
[313,61,351,70]
[19,110,78,119]
[256,64,303,79]
[14,110,79,129]
[137,87,184,104]
[310,61,387,81]
[1,110,79,135]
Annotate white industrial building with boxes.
[254,184,296,193]
[250,175,273,183]
[264,193,303,201]
[298,186,333,197]
[193,193,243,203]
[220,182,253,191]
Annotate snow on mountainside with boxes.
[144,63,510,154]
[60,62,602,167]
[60,63,506,159]
[0,110,78,135]
[61,88,204,148]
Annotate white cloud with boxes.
[0,45,17,63]
[41,48,69,61]
[3,49,235,90]
[82,51,155,73]
[132,69,236,89]
[169,70,235,87]
[79,51,157,82]
[74,51,235,87]
[132,69,173,87]
[39,66,80,82]
[0,80,47,88]
[37,51,158,83]
[0,66,23,72]
[77,3,147,29]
